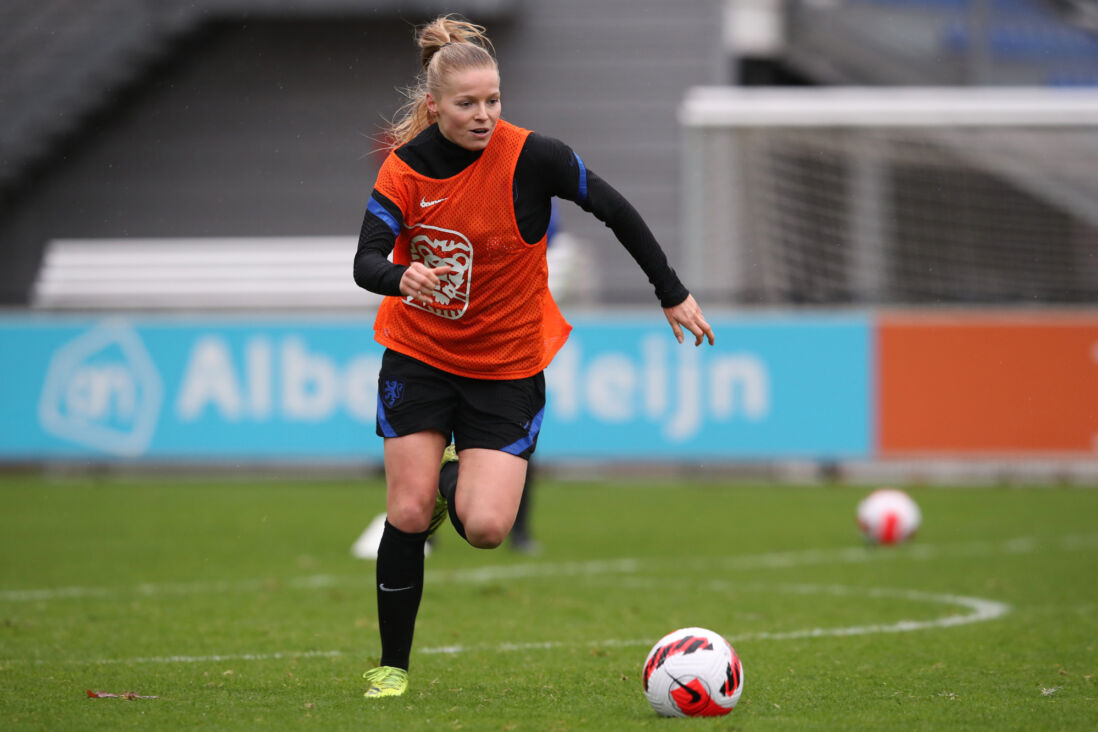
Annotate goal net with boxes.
[679,87,1098,305]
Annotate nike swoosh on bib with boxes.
[420,196,447,208]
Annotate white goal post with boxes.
[679,87,1098,305]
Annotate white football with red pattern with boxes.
[642,626,743,717]
[857,488,921,545]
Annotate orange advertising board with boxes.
[878,312,1098,455]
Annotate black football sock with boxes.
[512,463,534,539]
[375,520,427,670]
[439,460,468,542]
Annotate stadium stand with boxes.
[0,0,517,196]
[780,0,1098,86]
[0,0,190,192]
[2,0,711,308]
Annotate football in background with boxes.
[857,487,921,545]
[642,626,743,717]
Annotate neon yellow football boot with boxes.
[441,443,458,467]
[363,665,409,698]
[427,444,458,537]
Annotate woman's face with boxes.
[427,67,501,152]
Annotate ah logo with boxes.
[37,320,163,456]
[381,379,406,409]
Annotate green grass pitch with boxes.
[1,472,1096,730]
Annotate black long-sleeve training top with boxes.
[354,123,689,308]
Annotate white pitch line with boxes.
[3,650,345,667]
[0,574,343,603]
[3,583,1009,666]
[97,650,342,665]
[418,583,1010,656]
[1,533,1094,604]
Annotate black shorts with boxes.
[376,349,546,460]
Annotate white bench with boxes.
[32,237,384,310]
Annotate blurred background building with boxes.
[2,0,1096,308]
[0,0,724,308]
[2,0,1097,476]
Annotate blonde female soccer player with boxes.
[353,14,714,698]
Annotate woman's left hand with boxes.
[663,294,715,347]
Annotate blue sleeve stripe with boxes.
[376,394,398,438]
[546,199,560,243]
[573,152,588,203]
[501,405,546,456]
[367,196,400,238]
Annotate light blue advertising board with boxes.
[0,312,871,461]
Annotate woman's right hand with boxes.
[400,262,453,304]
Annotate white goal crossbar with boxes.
[680,86,1098,127]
